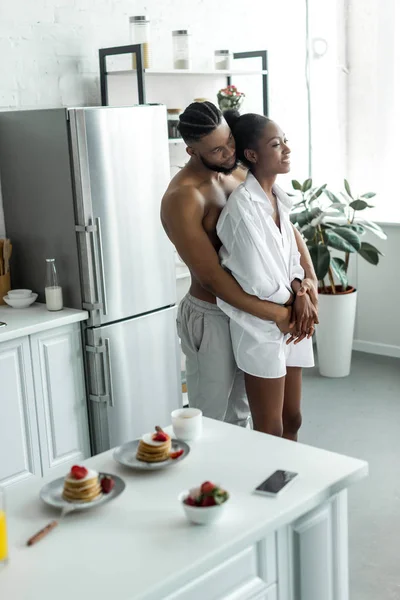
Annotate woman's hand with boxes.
[296,278,319,314]
[287,293,318,345]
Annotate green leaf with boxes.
[331,257,348,290]
[301,225,316,241]
[308,184,327,202]
[291,207,321,227]
[331,226,361,251]
[358,241,383,265]
[347,223,365,235]
[308,245,330,280]
[324,230,357,253]
[350,199,372,211]
[302,178,312,192]
[358,220,387,240]
[361,192,376,199]
[325,190,344,205]
[292,180,302,191]
[344,179,353,198]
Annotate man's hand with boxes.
[287,294,317,345]
[276,306,296,339]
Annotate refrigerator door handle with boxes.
[87,337,114,408]
[95,217,108,316]
[104,337,114,408]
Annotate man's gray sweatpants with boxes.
[177,294,250,427]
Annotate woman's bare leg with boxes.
[282,367,303,441]
[244,373,285,436]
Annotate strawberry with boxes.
[101,476,115,494]
[201,481,216,495]
[170,449,184,460]
[152,431,169,442]
[70,465,88,480]
[184,496,197,506]
[201,495,216,507]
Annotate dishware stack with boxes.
[3,289,38,308]
[0,239,12,305]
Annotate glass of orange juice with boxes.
[0,487,8,565]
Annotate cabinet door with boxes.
[30,323,90,477]
[0,337,41,486]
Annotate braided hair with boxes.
[178,101,222,144]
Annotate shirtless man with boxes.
[161,101,318,428]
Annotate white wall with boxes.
[346,0,400,358]
[353,226,400,358]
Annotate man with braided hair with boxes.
[161,101,317,427]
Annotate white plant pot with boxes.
[316,289,357,378]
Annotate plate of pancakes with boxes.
[40,468,125,511]
[113,428,190,471]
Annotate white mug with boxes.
[171,408,203,441]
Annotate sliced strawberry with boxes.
[170,449,184,460]
[201,495,216,507]
[70,465,88,480]
[152,431,169,442]
[184,496,197,506]
[101,476,115,494]
[200,481,216,495]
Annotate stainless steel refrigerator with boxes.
[0,105,182,453]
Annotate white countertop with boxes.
[0,303,88,343]
[1,418,367,600]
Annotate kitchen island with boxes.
[1,418,367,600]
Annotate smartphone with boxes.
[254,470,298,497]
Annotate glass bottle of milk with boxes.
[45,258,63,311]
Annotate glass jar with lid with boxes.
[172,30,192,70]
[129,16,151,69]
[214,50,232,71]
[167,109,182,139]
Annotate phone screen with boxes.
[255,470,298,495]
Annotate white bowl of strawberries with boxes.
[179,481,229,525]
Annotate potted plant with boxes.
[290,178,386,377]
[217,85,245,112]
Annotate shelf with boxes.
[106,69,268,77]
[169,138,185,145]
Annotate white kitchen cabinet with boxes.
[0,307,90,487]
[30,323,90,478]
[0,336,41,486]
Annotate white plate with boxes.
[113,438,190,471]
[40,472,125,511]
[3,293,38,308]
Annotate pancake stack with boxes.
[136,428,171,463]
[62,466,102,503]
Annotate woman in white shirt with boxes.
[217,111,317,440]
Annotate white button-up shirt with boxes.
[217,172,312,378]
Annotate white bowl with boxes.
[8,289,33,299]
[3,293,38,309]
[178,491,227,525]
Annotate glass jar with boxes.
[172,30,191,70]
[0,488,8,566]
[129,16,151,69]
[214,50,232,71]
[167,109,182,139]
[45,258,63,312]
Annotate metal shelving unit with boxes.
[99,44,269,116]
